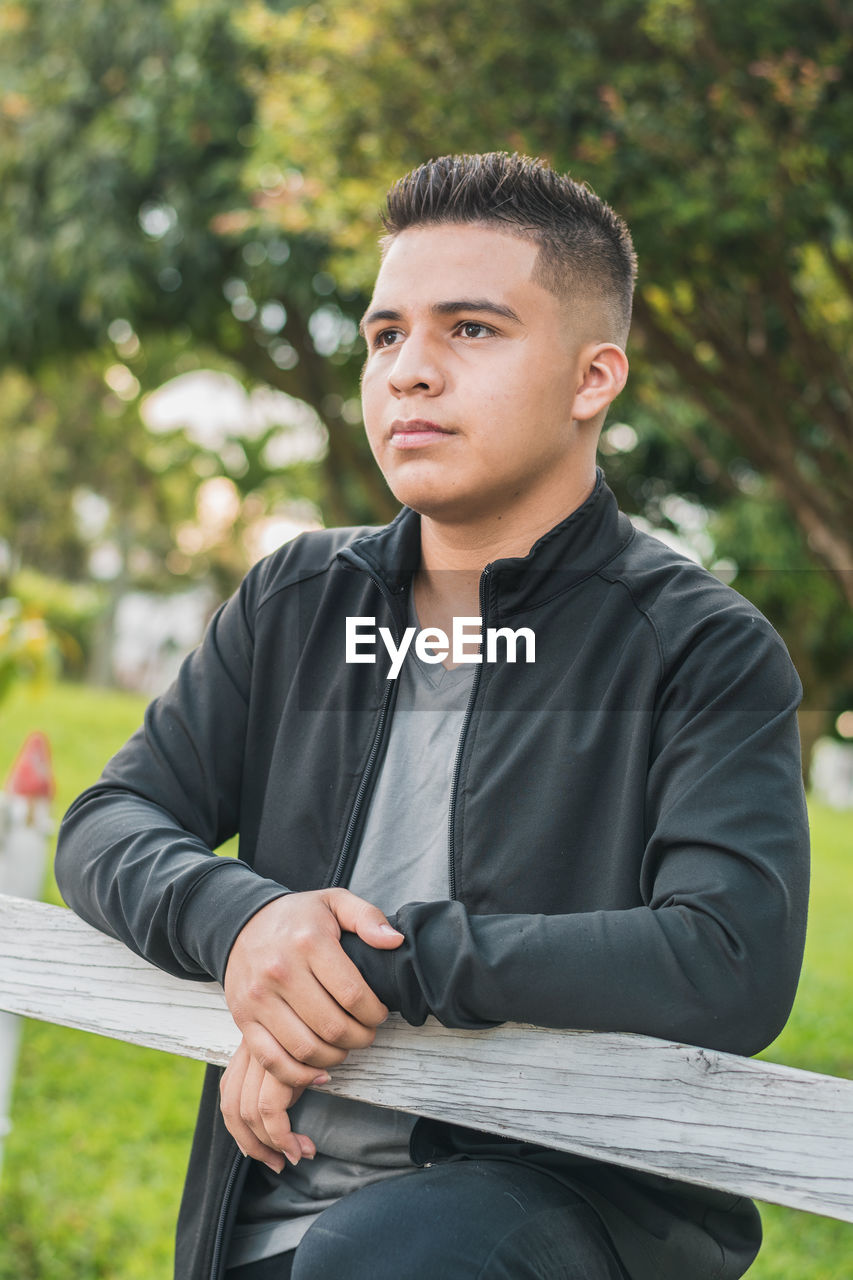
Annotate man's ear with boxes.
[571,343,629,422]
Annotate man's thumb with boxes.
[354,903,405,949]
[328,890,404,949]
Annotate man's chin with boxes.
[391,487,496,528]
[384,477,467,520]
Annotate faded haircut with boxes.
[381,152,637,344]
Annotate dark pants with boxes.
[228,1158,628,1279]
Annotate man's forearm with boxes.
[56,787,290,982]
[55,566,291,983]
[342,889,805,1058]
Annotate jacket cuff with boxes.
[177,859,290,983]
[339,925,419,1020]
[352,901,501,1030]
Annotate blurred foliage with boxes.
[0,0,392,536]
[9,569,106,680]
[600,402,853,762]
[240,0,853,600]
[0,598,60,704]
[0,0,256,359]
[0,356,199,587]
[0,0,849,746]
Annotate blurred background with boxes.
[0,1,851,1276]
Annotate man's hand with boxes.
[223,888,404,1088]
[220,1039,314,1172]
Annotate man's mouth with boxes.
[389,418,455,448]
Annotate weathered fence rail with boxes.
[1,891,852,1223]
[0,737,54,1170]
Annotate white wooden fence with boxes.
[1,890,852,1224]
[0,737,53,1170]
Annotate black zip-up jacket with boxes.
[55,475,809,1280]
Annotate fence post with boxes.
[0,732,54,1173]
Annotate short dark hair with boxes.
[381,152,637,343]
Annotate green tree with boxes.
[0,0,392,530]
[0,598,59,703]
[600,408,853,780]
[242,0,853,603]
[2,0,849,756]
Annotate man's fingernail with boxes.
[312,1072,331,1086]
[236,1143,248,1158]
[379,923,403,936]
[284,1151,301,1167]
[263,1158,285,1174]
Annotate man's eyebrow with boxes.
[431,299,522,324]
[359,299,522,337]
[359,308,402,337]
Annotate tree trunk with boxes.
[798,709,830,792]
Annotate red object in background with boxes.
[5,732,55,801]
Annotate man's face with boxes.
[360,223,592,526]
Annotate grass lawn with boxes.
[0,681,851,1278]
[0,682,203,1280]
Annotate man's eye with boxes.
[458,322,493,339]
[372,328,403,348]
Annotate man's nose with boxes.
[388,333,445,396]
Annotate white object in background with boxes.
[811,737,853,810]
[0,733,54,1172]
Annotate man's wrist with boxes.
[178,861,291,982]
[339,926,401,1011]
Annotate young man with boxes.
[55,153,809,1280]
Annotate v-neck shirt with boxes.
[226,596,476,1269]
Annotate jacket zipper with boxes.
[209,1149,244,1280]
[210,562,403,1279]
[446,565,491,901]
[327,564,404,890]
[410,566,491,1170]
[328,674,396,889]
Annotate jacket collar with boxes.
[337,469,634,620]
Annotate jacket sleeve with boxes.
[342,609,810,1058]
[54,566,289,983]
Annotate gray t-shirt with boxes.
[226,606,476,1268]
